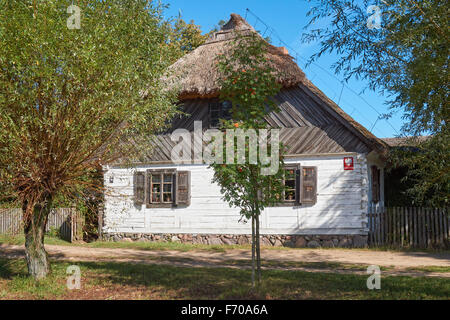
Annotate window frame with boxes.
[270,164,318,207]
[146,169,176,208]
[283,165,299,204]
[272,165,301,207]
[209,100,233,128]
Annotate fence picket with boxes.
[425,208,430,247]
[365,207,448,249]
[447,210,450,242]
[397,207,401,245]
[372,209,375,245]
[434,208,439,245]
[393,207,397,244]
[421,207,426,248]
[423,208,430,248]
[431,209,435,245]
[387,208,392,245]
[401,207,405,246]
[0,208,81,242]
[413,207,418,247]
[396,207,400,245]
[408,207,412,246]
[378,207,382,246]
[380,207,385,245]
[443,208,449,243]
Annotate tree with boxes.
[166,16,209,62]
[210,33,285,287]
[0,0,181,279]
[210,19,227,33]
[388,130,449,206]
[302,0,449,206]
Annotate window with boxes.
[272,165,300,206]
[133,170,191,207]
[209,100,232,128]
[371,166,380,203]
[283,167,298,203]
[148,171,175,204]
[273,165,318,206]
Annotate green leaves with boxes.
[303,0,449,206]
[210,33,285,219]
[217,33,282,128]
[0,0,182,209]
[304,0,448,135]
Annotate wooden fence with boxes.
[368,207,449,248]
[0,208,83,242]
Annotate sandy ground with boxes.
[1,244,449,277]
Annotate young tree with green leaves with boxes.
[302,0,449,206]
[166,16,209,62]
[0,0,182,279]
[210,33,285,287]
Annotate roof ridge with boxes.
[205,13,256,44]
[221,13,255,32]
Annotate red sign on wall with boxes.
[344,157,354,170]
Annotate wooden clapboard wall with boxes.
[103,154,369,236]
[143,86,372,163]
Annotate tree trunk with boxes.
[23,198,52,280]
[255,214,261,285]
[251,215,256,288]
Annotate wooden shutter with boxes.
[176,171,191,206]
[301,166,317,204]
[371,166,380,203]
[296,165,301,205]
[133,172,145,205]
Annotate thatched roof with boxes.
[165,13,305,100]
[163,13,388,155]
[382,136,430,147]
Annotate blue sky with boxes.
[163,0,404,138]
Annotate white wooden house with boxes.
[101,14,388,248]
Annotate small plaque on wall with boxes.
[344,157,354,170]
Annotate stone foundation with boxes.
[102,233,368,248]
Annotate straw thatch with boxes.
[161,13,388,155]
[165,13,305,100]
[382,136,430,147]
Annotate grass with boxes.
[0,234,251,252]
[2,234,449,254]
[0,257,449,300]
[406,266,450,273]
[0,234,72,246]
[113,254,377,272]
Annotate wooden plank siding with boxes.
[140,87,372,163]
[104,84,386,237]
[104,155,369,236]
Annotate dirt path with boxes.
[1,244,449,277]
